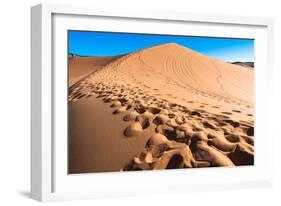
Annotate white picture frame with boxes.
[31,3,274,202]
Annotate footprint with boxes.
[166,154,184,169]
[156,125,177,140]
[202,121,217,129]
[113,105,130,114]
[123,111,139,121]
[110,101,122,107]
[221,111,232,115]
[246,127,254,136]
[134,105,146,114]
[241,135,254,145]
[227,145,254,165]
[146,133,169,147]
[225,134,240,143]
[135,116,150,129]
[147,107,161,114]
[232,110,241,113]
[221,119,240,128]
[153,114,170,125]
[191,111,201,117]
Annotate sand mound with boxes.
[68,55,122,86]
[68,43,254,173]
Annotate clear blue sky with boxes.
[68,30,254,62]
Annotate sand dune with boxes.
[68,55,122,86]
[68,43,254,173]
[231,61,254,68]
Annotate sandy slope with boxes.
[68,43,254,173]
[68,55,122,86]
[69,94,154,173]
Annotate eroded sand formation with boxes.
[68,43,254,173]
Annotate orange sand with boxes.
[68,43,254,173]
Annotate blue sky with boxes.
[68,31,254,62]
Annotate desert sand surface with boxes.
[68,54,122,86]
[68,43,254,173]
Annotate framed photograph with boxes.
[31,3,274,201]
